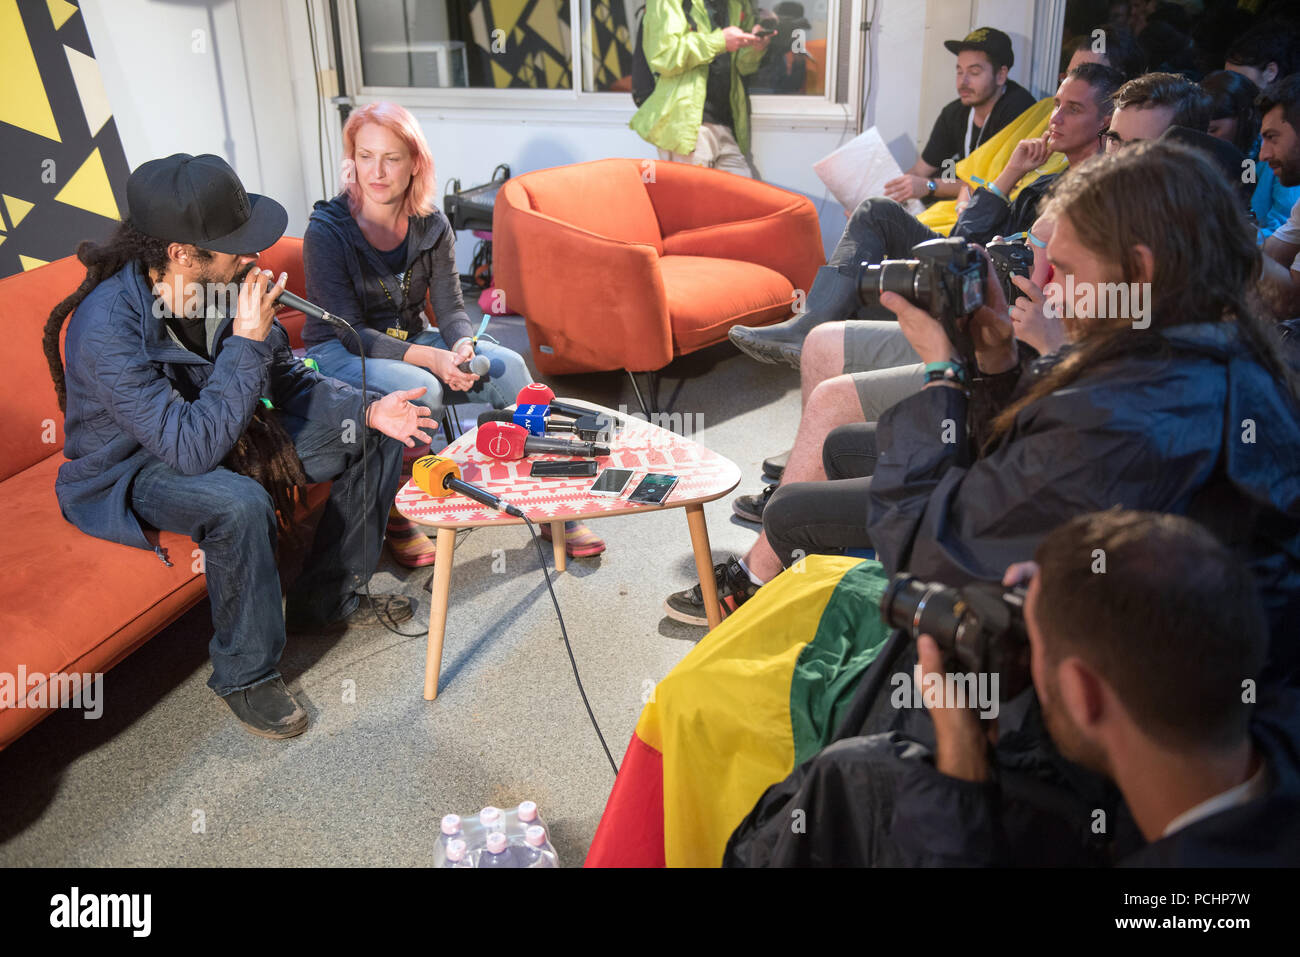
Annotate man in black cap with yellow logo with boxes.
[883,26,1035,204]
[46,153,436,739]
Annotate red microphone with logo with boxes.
[476,420,610,460]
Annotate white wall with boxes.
[80,0,1041,266]
[81,0,314,234]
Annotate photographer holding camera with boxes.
[898,510,1300,866]
[720,140,1300,867]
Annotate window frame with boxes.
[335,0,862,127]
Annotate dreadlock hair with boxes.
[987,140,1300,445]
[43,220,310,548]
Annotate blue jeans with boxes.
[307,330,533,420]
[129,411,403,696]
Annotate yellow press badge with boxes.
[385,327,409,341]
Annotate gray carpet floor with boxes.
[0,310,802,867]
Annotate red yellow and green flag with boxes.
[586,555,894,867]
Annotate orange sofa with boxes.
[0,237,315,749]
[492,158,825,377]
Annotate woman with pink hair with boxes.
[303,102,606,565]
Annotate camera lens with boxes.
[880,575,963,646]
[858,259,928,311]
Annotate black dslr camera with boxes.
[985,236,1034,305]
[858,237,987,360]
[880,574,1031,701]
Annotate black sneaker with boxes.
[762,449,790,481]
[663,557,760,627]
[286,593,416,635]
[221,677,308,739]
[732,484,776,524]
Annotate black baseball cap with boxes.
[126,153,287,254]
[944,27,1015,69]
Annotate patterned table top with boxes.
[394,401,742,528]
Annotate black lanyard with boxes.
[376,267,413,312]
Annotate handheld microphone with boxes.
[412,454,525,518]
[458,354,492,377]
[477,409,612,442]
[476,421,610,460]
[515,383,606,423]
[262,285,352,329]
[477,409,577,434]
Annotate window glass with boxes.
[356,0,575,90]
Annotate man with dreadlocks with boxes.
[45,153,436,739]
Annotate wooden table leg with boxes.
[549,520,567,573]
[684,504,721,631]
[424,526,458,700]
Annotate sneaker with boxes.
[286,593,416,634]
[732,484,776,524]
[663,557,760,627]
[221,677,308,739]
[762,449,790,481]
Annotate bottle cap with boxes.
[485,832,508,853]
[479,806,501,824]
[525,825,547,847]
[446,839,467,862]
[517,801,538,822]
[441,813,461,835]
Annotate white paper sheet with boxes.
[813,127,927,217]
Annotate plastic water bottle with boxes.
[479,831,518,868]
[516,801,539,831]
[479,806,506,838]
[439,813,464,851]
[442,838,472,868]
[514,825,558,868]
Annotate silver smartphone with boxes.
[589,467,634,496]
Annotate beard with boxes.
[962,79,999,107]
[195,259,256,318]
[1039,678,1110,775]
[1273,154,1300,189]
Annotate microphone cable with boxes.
[320,315,618,775]
[520,514,619,776]
[321,317,427,639]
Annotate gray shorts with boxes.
[842,321,924,420]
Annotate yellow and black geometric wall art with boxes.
[585,0,634,92]
[452,0,575,89]
[0,0,130,279]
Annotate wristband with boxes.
[923,360,969,387]
[450,336,475,355]
[970,175,1006,202]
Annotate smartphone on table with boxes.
[628,472,679,505]
[531,460,598,478]
[589,467,635,496]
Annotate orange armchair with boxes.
[492,159,825,377]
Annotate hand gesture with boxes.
[426,346,478,392]
[1008,274,1067,356]
[722,26,759,51]
[917,634,995,782]
[878,291,956,365]
[967,247,1017,373]
[232,268,287,342]
[884,173,927,204]
[366,387,438,448]
[1006,134,1051,180]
